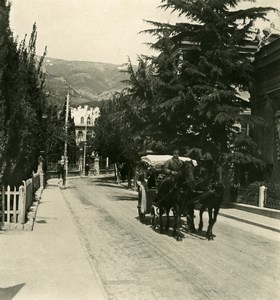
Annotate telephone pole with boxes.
[83,120,87,176]
[63,93,70,187]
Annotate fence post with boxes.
[258,185,267,208]
[1,186,5,223]
[38,155,45,188]
[40,172,45,189]
[6,185,10,223]
[115,163,121,184]
[18,182,26,224]
[106,157,109,173]
[94,156,100,175]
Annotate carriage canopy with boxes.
[140,155,197,168]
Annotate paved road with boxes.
[61,176,280,300]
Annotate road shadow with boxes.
[0,283,25,300]
[46,182,59,188]
[91,175,116,183]
[35,220,47,224]
[181,226,207,240]
[115,195,138,201]
[135,214,152,224]
[94,182,127,190]
[135,215,208,241]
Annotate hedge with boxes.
[236,182,280,210]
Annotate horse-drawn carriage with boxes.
[136,155,196,228]
[136,154,223,241]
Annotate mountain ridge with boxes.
[43,57,129,107]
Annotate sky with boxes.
[9,0,280,65]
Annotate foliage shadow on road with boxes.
[136,215,208,240]
[94,182,129,189]
[91,178,134,191]
[114,195,138,201]
[91,175,116,182]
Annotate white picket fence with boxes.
[0,172,43,226]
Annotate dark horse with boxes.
[156,161,195,241]
[186,161,224,240]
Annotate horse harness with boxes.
[155,181,185,207]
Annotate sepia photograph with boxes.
[0,0,280,299]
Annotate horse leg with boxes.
[198,203,207,231]
[173,203,182,241]
[206,206,214,240]
[172,207,176,237]
[210,206,220,238]
[165,208,170,233]
[187,203,196,233]
[159,207,164,234]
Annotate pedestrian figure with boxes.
[85,163,90,176]
[57,160,61,178]
[60,160,66,186]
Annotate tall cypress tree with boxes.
[2,24,47,186]
[0,6,51,186]
[0,0,19,185]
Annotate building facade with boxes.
[252,37,280,183]
[71,105,100,145]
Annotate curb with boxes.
[23,187,44,231]
[219,212,280,233]
[232,203,280,220]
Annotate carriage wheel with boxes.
[151,206,156,229]
[137,186,145,222]
[138,208,145,223]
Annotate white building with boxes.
[71,105,100,145]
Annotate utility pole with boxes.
[83,120,87,176]
[63,93,70,187]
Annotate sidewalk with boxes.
[0,179,107,300]
[218,206,280,233]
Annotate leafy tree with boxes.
[92,91,144,186]
[102,0,276,196]
[121,57,161,151]
[141,1,275,178]
[93,94,132,163]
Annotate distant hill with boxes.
[43,57,129,107]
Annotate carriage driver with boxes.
[163,149,184,177]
